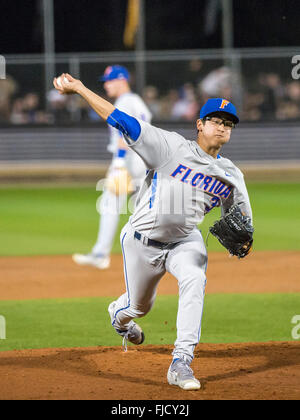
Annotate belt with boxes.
[134,231,178,250]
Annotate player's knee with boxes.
[130,301,153,318]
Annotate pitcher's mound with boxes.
[0,341,299,400]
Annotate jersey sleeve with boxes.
[117,93,152,123]
[107,108,182,169]
[107,95,141,154]
[222,169,253,222]
[128,120,183,169]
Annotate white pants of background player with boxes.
[111,222,208,364]
[92,151,146,257]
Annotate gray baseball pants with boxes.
[111,222,208,363]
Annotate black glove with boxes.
[209,204,254,258]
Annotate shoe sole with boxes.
[94,260,110,270]
[118,326,145,345]
[167,370,201,390]
[139,331,145,345]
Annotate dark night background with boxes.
[0,0,300,54]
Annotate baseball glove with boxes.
[209,204,254,258]
[105,167,135,196]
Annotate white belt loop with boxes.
[142,235,148,246]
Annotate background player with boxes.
[54,73,253,391]
[72,65,152,269]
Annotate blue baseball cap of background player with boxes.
[200,98,239,124]
[100,65,130,82]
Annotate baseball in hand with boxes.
[56,76,69,87]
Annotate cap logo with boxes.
[104,66,113,76]
[220,99,230,109]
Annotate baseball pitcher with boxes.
[54,74,254,391]
[73,65,152,269]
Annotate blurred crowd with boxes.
[1,60,300,125]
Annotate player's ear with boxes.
[196,119,203,133]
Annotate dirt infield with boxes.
[0,251,299,400]
[1,251,300,301]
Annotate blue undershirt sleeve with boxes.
[107,109,141,142]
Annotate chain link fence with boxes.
[1,47,299,126]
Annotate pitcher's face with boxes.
[196,114,234,148]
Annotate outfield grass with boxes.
[1,182,300,256]
[0,293,299,352]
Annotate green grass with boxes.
[0,182,300,256]
[0,186,102,256]
[0,293,299,352]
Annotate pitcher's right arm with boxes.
[53,73,182,169]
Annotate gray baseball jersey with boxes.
[125,120,252,242]
[107,93,152,154]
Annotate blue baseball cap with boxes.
[200,98,239,124]
[100,65,130,82]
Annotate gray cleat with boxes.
[167,358,201,390]
[108,301,145,351]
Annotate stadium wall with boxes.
[0,122,299,182]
